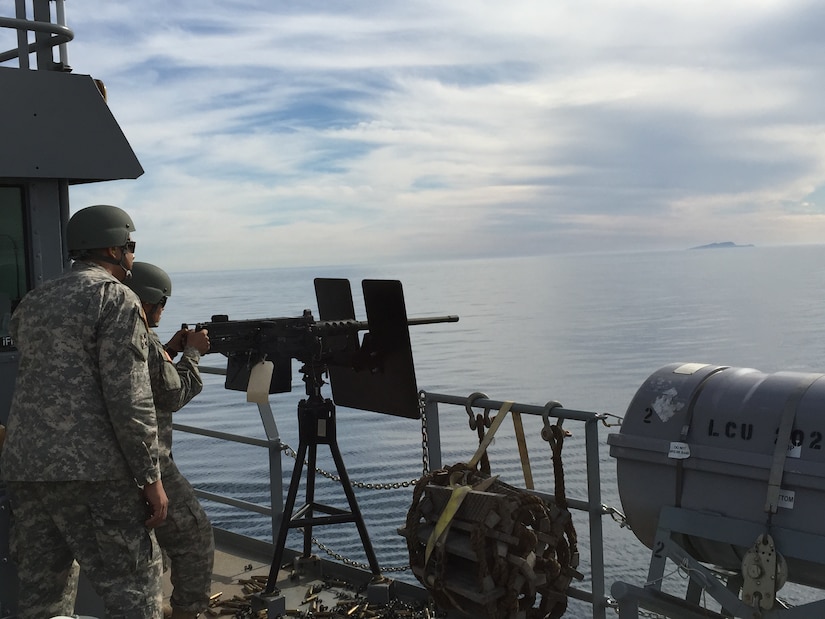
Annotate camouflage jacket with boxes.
[0,262,160,485]
[145,329,203,474]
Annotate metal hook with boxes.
[598,412,623,427]
[464,391,489,431]
[541,400,563,441]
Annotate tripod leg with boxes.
[328,440,381,575]
[303,440,318,557]
[265,439,308,593]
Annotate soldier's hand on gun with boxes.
[165,327,188,355]
[143,479,168,528]
[186,328,210,355]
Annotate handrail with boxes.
[171,417,284,539]
[173,422,271,449]
[0,1,74,68]
[0,17,73,64]
[173,363,285,545]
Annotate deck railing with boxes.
[419,391,611,619]
[172,364,613,619]
[173,365,286,541]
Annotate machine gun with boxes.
[191,278,458,588]
[190,278,458,419]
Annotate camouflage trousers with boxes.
[153,465,214,613]
[5,480,163,619]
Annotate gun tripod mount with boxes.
[258,278,458,591]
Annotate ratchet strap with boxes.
[765,375,819,514]
[426,401,532,564]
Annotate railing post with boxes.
[32,0,54,70]
[14,0,29,69]
[422,394,442,472]
[256,400,284,547]
[585,417,607,619]
[53,0,68,69]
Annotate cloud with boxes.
[51,0,825,270]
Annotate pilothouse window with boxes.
[0,186,26,345]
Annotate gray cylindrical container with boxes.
[608,363,825,588]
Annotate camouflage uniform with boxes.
[0,261,163,619]
[147,329,215,614]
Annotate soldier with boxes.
[126,262,215,619]
[0,204,167,618]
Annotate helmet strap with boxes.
[89,247,131,281]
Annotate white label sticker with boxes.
[673,363,709,375]
[668,441,691,459]
[778,489,795,510]
[246,360,274,404]
[652,388,684,422]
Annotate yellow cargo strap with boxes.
[425,401,521,565]
[424,472,498,565]
[468,400,533,489]
[468,400,513,468]
[511,411,534,489]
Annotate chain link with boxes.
[279,443,418,489]
[419,392,430,476]
[310,535,410,573]
[278,408,430,575]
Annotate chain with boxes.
[279,443,418,489]
[310,535,410,573]
[278,412,427,576]
[419,392,430,476]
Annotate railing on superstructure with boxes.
[173,364,614,619]
[0,0,73,70]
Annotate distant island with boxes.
[689,241,754,250]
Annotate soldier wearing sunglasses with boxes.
[126,262,213,619]
[1,204,167,618]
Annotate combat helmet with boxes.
[66,204,135,252]
[125,262,172,305]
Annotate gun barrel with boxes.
[311,314,458,337]
[195,313,459,355]
[407,315,459,326]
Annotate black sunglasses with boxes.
[158,296,168,308]
[123,241,136,254]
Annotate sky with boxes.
[15,1,825,270]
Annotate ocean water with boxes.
[156,245,825,616]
